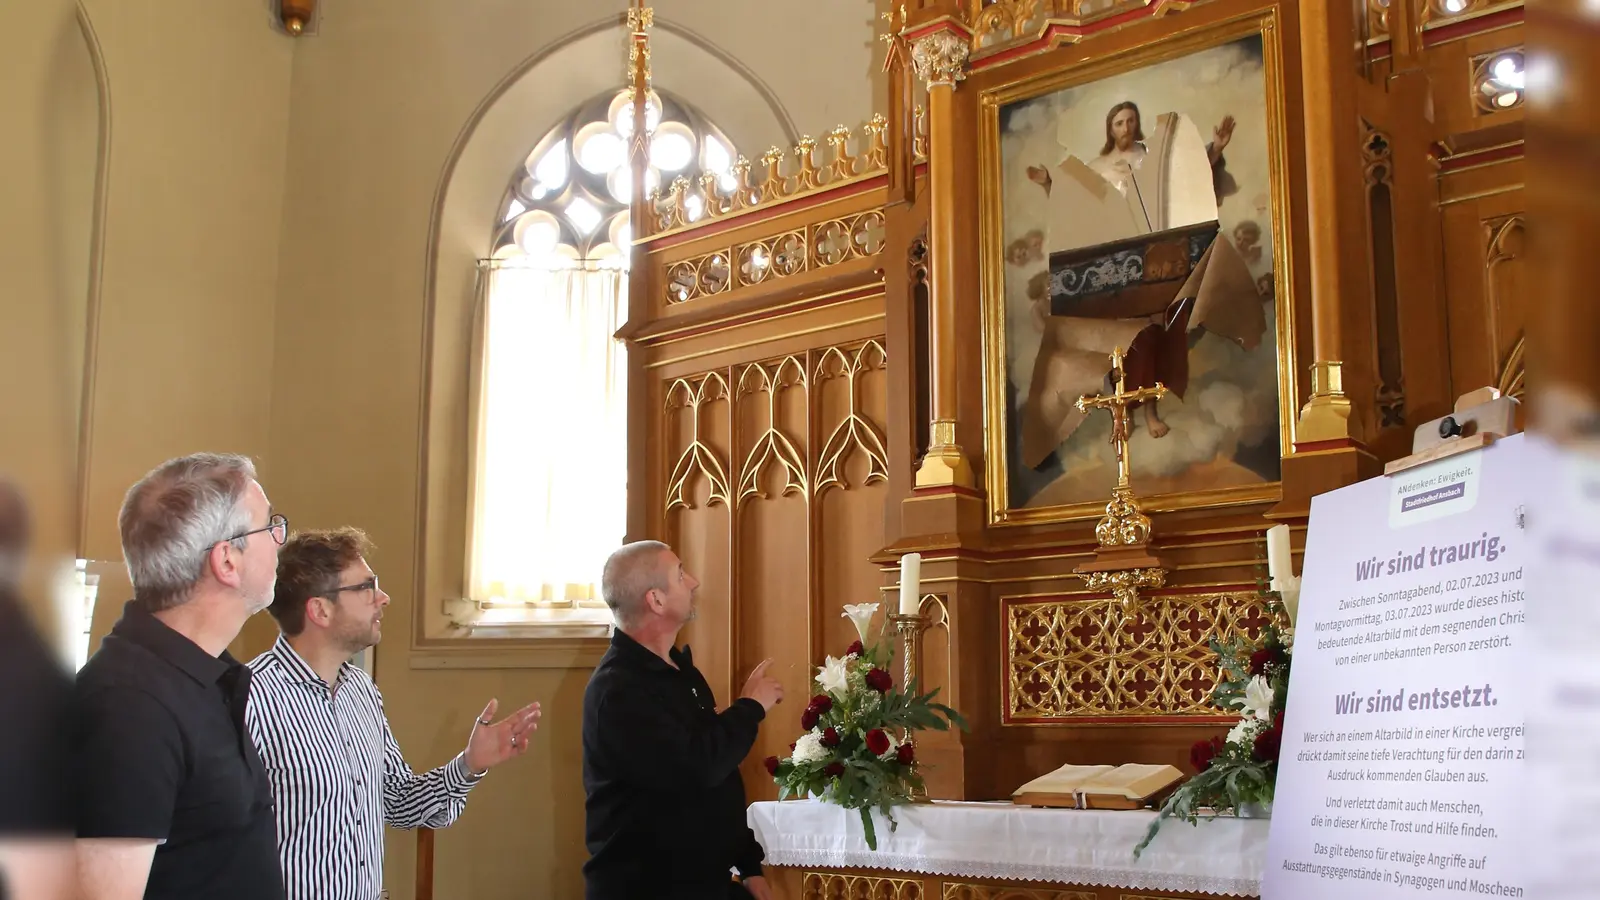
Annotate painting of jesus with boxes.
[987,31,1287,518]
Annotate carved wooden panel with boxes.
[1440,178,1525,400]
[942,885,1095,900]
[1004,592,1272,723]
[804,871,923,900]
[660,339,890,800]
[665,211,888,303]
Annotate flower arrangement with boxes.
[765,602,967,850]
[1134,597,1292,858]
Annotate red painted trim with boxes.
[1438,142,1524,173]
[904,19,974,42]
[1422,6,1523,47]
[1369,39,1393,62]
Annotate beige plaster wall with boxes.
[1,0,293,653]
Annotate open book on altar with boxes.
[1011,763,1185,810]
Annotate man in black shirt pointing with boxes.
[582,541,783,900]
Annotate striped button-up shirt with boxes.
[246,636,481,900]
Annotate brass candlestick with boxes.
[889,611,930,802]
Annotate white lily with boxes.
[877,730,901,762]
[1236,675,1275,722]
[842,602,880,644]
[816,655,850,694]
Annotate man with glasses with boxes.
[73,453,288,900]
[246,527,541,900]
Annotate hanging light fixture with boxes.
[279,0,316,36]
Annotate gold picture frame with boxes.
[979,6,1300,527]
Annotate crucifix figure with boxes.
[1071,347,1172,618]
[1075,346,1171,492]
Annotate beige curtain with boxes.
[466,265,627,609]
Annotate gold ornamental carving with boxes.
[664,372,732,511]
[911,31,970,87]
[815,341,890,495]
[804,871,923,900]
[1005,591,1274,721]
[972,0,1042,50]
[736,358,809,504]
[664,210,886,304]
[1496,333,1524,399]
[664,341,889,515]
[647,115,890,239]
[943,885,1095,900]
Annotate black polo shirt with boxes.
[582,630,768,899]
[73,600,285,900]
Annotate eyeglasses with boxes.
[327,576,379,597]
[205,514,289,558]
[233,514,289,546]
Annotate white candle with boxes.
[898,553,922,617]
[1265,525,1293,585]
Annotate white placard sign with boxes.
[1263,434,1528,899]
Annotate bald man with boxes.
[581,541,784,900]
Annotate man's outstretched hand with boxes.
[739,659,784,712]
[464,698,542,774]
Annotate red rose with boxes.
[824,762,845,778]
[1253,725,1282,764]
[763,756,780,776]
[789,742,797,751]
[800,708,819,730]
[846,640,864,657]
[808,695,833,715]
[865,728,890,755]
[1247,649,1272,675]
[822,727,841,747]
[896,743,915,764]
[1190,738,1219,772]
[865,668,893,692]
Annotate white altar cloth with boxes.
[747,799,1268,896]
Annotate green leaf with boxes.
[861,806,878,851]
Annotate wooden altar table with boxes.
[747,799,1267,899]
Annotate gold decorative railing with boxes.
[644,109,927,240]
[663,208,889,304]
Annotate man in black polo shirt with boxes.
[72,453,288,900]
[582,540,784,900]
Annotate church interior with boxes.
[2,0,1594,897]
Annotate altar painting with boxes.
[985,28,1291,521]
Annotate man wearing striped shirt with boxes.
[246,528,541,900]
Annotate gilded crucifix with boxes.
[1072,346,1171,617]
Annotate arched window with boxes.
[490,88,741,268]
[466,89,738,634]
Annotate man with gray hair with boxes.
[72,453,287,900]
[582,540,784,900]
